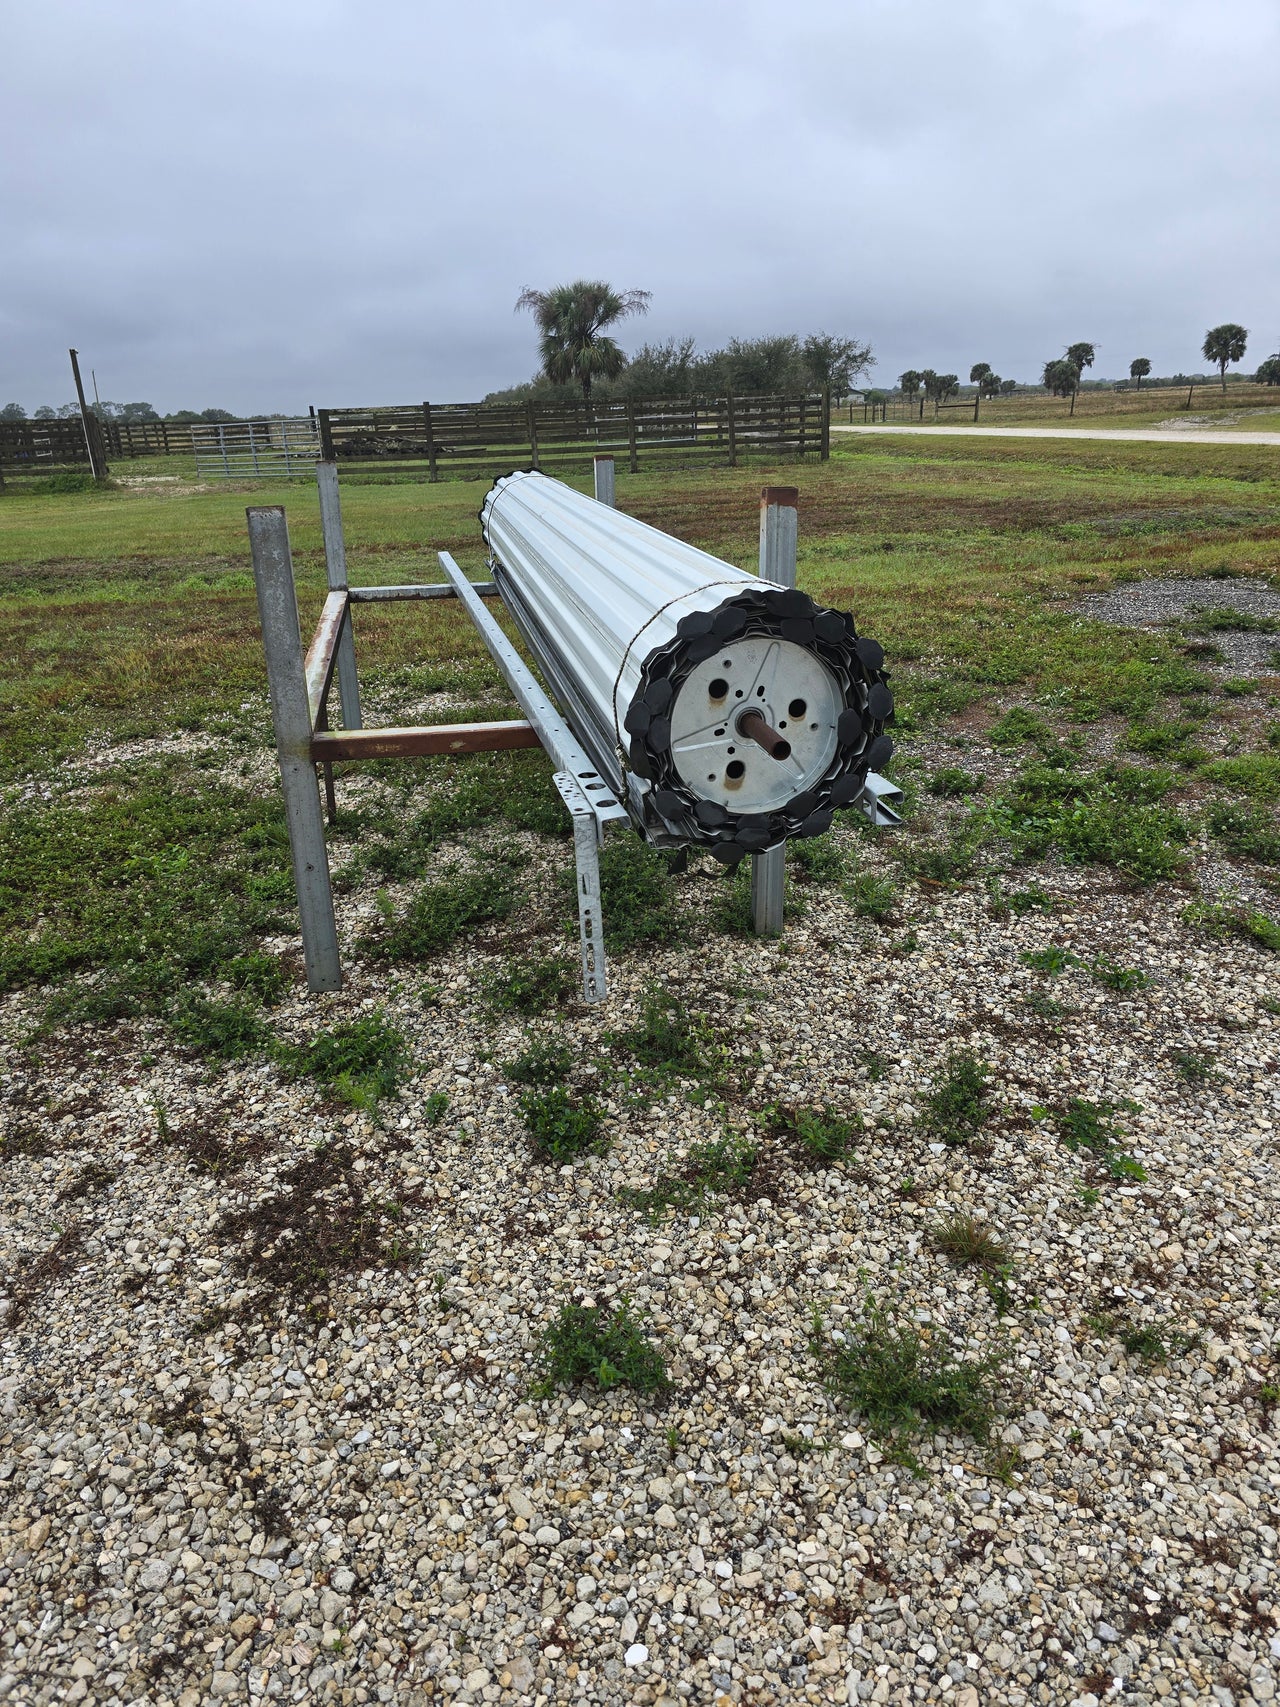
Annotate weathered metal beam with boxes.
[310,720,540,762]
[751,485,800,937]
[247,505,341,994]
[304,588,349,727]
[316,460,362,730]
[346,581,498,603]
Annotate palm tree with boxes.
[1129,357,1151,390]
[515,280,651,400]
[969,362,992,389]
[1201,323,1248,391]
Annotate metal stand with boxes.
[751,487,799,936]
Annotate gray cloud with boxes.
[2,0,1276,413]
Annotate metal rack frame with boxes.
[248,460,899,1006]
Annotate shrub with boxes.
[523,1086,606,1161]
[532,1298,669,1398]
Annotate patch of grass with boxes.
[919,1050,993,1148]
[169,994,271,1061]
[277,1013,410,1109]
[1219,678,1254,698]
[1171,1049,1220,1085]
[1054,1097,1147,1182]
[844,870,899,921]
[1206,800,1280,865]
[789,833,848,884]
[423,1091,450,1125]
[0,769,293,998]
[989,762,1188,882]
[777,1105,861,1165]
[928,766,985,798]
[811,1297,1005,1462]
[531,1297,670,1399]
[482,954,576,1014]
[522,1086,606,1162]
[594,836,682,949]
[988,879,1053,918]
[931,1214,1012,1273]
[1201,753,1280,802]
[369,868,520,960]
[1176,607,1280,635]
[1085,1311,1198,1364]
[1183,898,1280,951]
[507,1039,573,1087]
[618,1129,758,1220]
[1024,989,1071,1020]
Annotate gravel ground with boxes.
[1077,580,1280,675]
[2,721,1279,1707]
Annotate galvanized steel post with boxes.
[247,506,342,993]
[315,461,362,730]
[750,485,800,935]
[593,455,615,508]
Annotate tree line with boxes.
[0,401,240,424]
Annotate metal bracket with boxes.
[857,770,904,827]
[554,772,607,1003]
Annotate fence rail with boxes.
[319,392,830,479]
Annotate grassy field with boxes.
[844,379,1280,432]
[4,432,1279,777]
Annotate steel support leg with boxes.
[316,459,362,730]
[247,505,342,993]
[751,485,799,936]
[593,455,616,507]
[555,772,607,1003]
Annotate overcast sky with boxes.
[2,0,1277,414]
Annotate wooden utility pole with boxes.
[68,348,106,480]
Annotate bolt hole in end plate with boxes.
[668,638,842,813]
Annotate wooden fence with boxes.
[0,414,202,475]
[318,392,830,480]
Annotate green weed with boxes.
[928,766,984,798]
[423,1091,450,1125]
[811,1298,1005,1460]
[482,955,576,1014]
[522,1087,606,1161]
[277,1013,409,1108]
[845,871,899,921]
[989,708,1052,751]
[1020,945,1081,975]
[1201,754,1280,801]
[931,1213,1012,1273]
[1055,1097,1147,1182]
[919,1051,993,1148]
[594,836,682,948]
[1089,958,1152,993]
[789,833,848,884]
[778,1105,861,1165]
[508,1039,573,1087]
[618,1130,758,1220]
[369,868,519,960]
[1171,1049,1219,1085]
[226,952,290,1006]
[1206,800,1280,865]
[989,763,1188,882]
[1085,1311,1198,1364]
[169,995,271,1061]
[608,986,714,1079]
[1183,898,1280,951]
[531,1297,670,1398]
